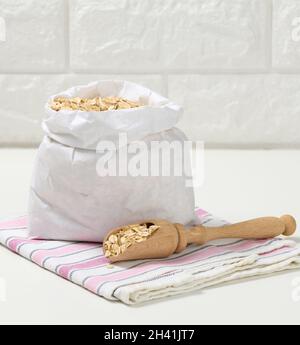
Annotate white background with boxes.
[0,0,300,147]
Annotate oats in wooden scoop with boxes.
[104,223,160,258]
[50,96,141,112]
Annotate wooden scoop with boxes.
[104,215,297,263]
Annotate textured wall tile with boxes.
[0,75,66,144]
[273,0,300,69]
[168,74,300,145]
[70,0,268,71]
[0,75,163,145]
[63,74,165,95]
[0,0,65,72]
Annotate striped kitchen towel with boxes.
[0,209,300,305]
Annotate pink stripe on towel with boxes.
[0,216,28,230]
[31,243,100,266]
[195,209,209,217]
[7,237,46,252]
[260,245,291,257]
[58,256,108,279]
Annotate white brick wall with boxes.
[0,0,300,147]
[169,75,300,145]
[70,0,269,71]
[273,0,300,70]
[0,0,66,72]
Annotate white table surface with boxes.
[0,148,299,325]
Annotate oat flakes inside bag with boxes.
[50,96,141,112]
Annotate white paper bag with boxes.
[28,80,195,242]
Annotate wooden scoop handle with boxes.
[185,215,297,245]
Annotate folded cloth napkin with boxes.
[0,209,299,305]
